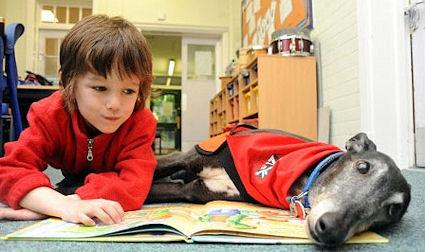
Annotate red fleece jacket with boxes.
[226,131,342,209]
[0,91,157,211]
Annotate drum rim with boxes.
[248,44,269,51]
[271,34,311,43]
[271,28,311,42]
[276,51,312,56]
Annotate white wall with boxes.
[357,0,414,168]
[0,1,6,15]
[312,0,414,168]
[311,0,360,148]
[94,0,233,27]
[1,0,29,79]
[93,0,241,75]
[3,0,241,80]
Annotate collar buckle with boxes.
[287,151,345,219]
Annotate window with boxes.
[36,1,92,83]
[41,4,92,24]
[44,38,61,76]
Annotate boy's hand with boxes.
[60,198,124,226]
[19,187,124,226]
[66,194,81,200]
[0,207,47,220]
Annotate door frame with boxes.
[134,22,228,90]
[357,0,415,169]
[181,36,222,90]
[407,0,425,167]
[181,36,221,151]
[135,23,227,151]
[37,29,68,80]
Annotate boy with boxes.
[0,15,157,226]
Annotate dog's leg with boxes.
[146,178,242,204]
[182,178,242,203]
[154,150,194,179]
[155,148,214,179]
[145,182,188,203]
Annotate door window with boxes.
[187,44,216,80]
[44,38,61,77]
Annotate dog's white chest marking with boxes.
[198,167,240,197]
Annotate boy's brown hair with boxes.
[59,15,152,112]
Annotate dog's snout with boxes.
[315,212,347,246]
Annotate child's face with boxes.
[74,71,140,134]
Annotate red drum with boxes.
[269,29,313,56]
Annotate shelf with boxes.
[210,55,317,139]
[245,56,258,69]
[227,93,239,100]
[151,85,181,90]
[241,81,259,94]
[17,85,60,90]
[242,112,258,119]
[248,79,258,87]
[241,85,250,93]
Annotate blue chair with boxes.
[1,23,24,154]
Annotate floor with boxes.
[0,168,423,251]
[43,165,63,185]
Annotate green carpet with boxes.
[1,168,424,252]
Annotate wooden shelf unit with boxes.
[226,75,240,124]
[210,55,317,140]
[210,76,232,136]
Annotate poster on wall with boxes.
[242,0,313,47]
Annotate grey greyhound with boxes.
[147,129,411,247]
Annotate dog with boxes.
[147,128,411,247]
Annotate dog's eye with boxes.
[356,160,370,174]
[388,203,403,218]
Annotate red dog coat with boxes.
[197,128,342,209]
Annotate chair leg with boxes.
[153,134,162,155]
[159,136,162,155]
[9,113,14,141]
[0,116,3,156]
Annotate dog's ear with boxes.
[345,133,377,153]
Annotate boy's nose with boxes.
[105,95,120,111]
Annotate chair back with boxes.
[0,26,5,154]
[3,23,24,140]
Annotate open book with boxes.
[3,200,387,244]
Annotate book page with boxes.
[189,200,307,238]
[3,200,388,244]
[4,203,200,239]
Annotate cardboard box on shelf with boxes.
[219,76,233,90]
[247,45,268,63]
[238,48,249,67]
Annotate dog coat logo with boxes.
[255,155,279,179]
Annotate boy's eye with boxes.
[92,86,107,92]
[123,89,136,95]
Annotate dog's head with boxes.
[307,133,411,247]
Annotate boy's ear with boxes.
[58,70,63,85]
[345,133,377,153]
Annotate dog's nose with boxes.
[315,212,347,246]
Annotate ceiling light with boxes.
[167,59,175,76]
[41,10,58,23]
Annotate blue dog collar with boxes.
[288,151,344,209]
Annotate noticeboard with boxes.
[242,0,313,47]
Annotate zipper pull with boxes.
[87,138,94,162]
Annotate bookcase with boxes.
[210,55,317,140]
